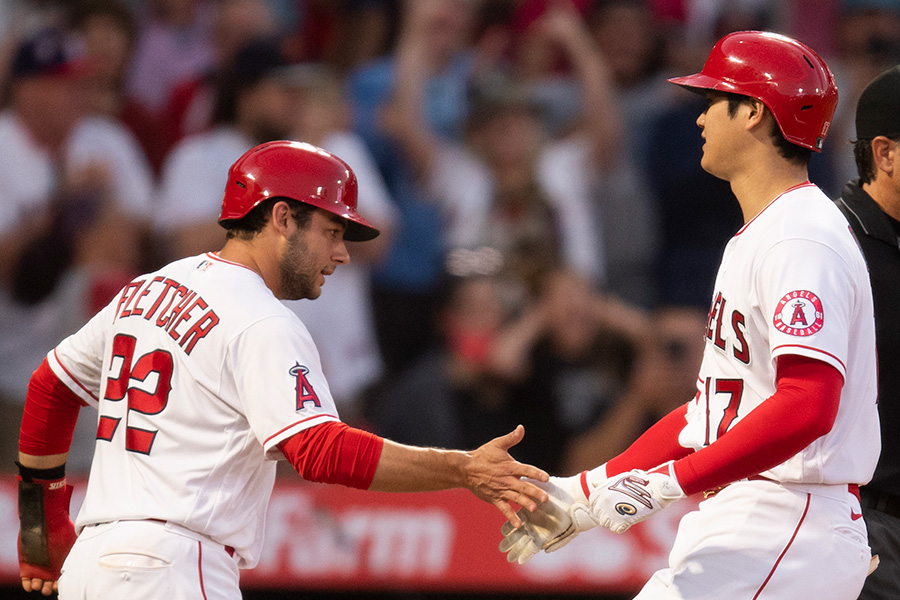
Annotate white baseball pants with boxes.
[59,519,241,599]
[634,479,871,599]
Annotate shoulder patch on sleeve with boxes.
[773,290,824,336]
[289,363,321,410]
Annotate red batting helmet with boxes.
[668,31,838,152]
[218,140,380,241]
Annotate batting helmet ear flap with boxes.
[218,141,380,241]
[668,31,838,152]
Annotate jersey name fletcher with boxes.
[113,275,220,355]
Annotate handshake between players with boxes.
[499,462,685,565]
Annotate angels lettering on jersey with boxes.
[706,292,750,364]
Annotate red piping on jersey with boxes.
[752,493,810,599]
[205,252,260,275]
[52,349,98,401]
[264,413,338,446]
[198,542,207,600]
[774,344,847,374]
[735,182,814,236]
[580,471,590,499]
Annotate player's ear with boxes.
[745,99,767,129]
[270,200,294,236]
[871,136,897,177]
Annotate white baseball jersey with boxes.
[47,252,341,568]
[680,183,880,485]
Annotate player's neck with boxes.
[218,241,266,282]
[730,159,809,223]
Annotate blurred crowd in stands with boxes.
[1,0,898,477]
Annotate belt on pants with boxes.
[145,519,235,557]
[703,474,773,498]
[704,475,860,502]
[84,520,236,558]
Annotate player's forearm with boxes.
[19,358,84,458]
[284,424,549,526]
[673,355,841,495]
[367,439,468,492]
[279,422,473,492]
[371,430,550,528]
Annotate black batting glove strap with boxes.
[15,460,66,482]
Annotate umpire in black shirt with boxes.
[835,65,900,600]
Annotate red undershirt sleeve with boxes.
[19,358,86,456]
[672,354,842,496]
[278,421,384,490]
[605,403,693,477]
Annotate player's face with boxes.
[279,210,349,300]
[696,92,743,180]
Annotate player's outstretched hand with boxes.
[499,471,603,564]
[464,425,550,528]
[591,461,685,534]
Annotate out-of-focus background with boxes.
[1,0,897,597]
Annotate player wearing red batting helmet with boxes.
[500,31,880,600]
[218,140,380,241]
[668,30,838,151]
[16,140,549,598]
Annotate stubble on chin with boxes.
[279,232,320,301]
[279,262,317,301]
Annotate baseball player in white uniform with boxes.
[499,31,881,600]
[15,140,550,599]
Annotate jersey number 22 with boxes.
[97,334,174,454]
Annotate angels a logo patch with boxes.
[773,290,824,336]
[289,362,321,410]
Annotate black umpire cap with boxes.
[856,65,900,140]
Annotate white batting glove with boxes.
[499,466,607,564]
[590,461,685,534]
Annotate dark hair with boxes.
[853,139,877,184]
[221,198,316,240]
[725,93,811,166]
[853,136,900,185]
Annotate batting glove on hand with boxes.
[591,461,685,534]
[17,465,77,585]
[499,467,607,564]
